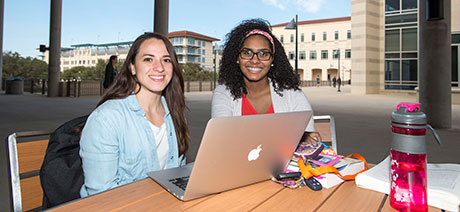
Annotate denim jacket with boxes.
[80,95,185,197]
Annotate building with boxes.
[42,31,220,72]
[272,17,352,83]
[453,0,460,88]
[351,0,459,94]
[169,31,220,70]
[273,1,459,93]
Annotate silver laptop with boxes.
[148,111,312,201]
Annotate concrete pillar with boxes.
[48,0,62,97]
[419,0,452,128]
[154,0,169,36]
[350,0,384,94]
[0,3,11,210]
[0,0,4,90]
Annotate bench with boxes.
[313,115,338,153]
[7,130,52,212]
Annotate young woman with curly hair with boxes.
[211,18,320,141]
[80,32,190,197]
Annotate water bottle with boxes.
[390,103,442,212]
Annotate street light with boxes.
[335,49,341,92]
[213,44,217,89]
[285,15,299,79]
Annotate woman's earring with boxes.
[236,60,239,64]
[271,64,274,67]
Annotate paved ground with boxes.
[1,85,459,165]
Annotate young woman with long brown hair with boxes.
[79,32,190,197]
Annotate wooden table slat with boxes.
[380,194,442,212]
[185,180,283,212]
[253,182,341,212]
[113,181,211,212]
[50,179,163,211]
[48,178,446,211]
[317,181,386,212]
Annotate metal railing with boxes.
[3,79,353,97]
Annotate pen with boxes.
[311,136,330,149]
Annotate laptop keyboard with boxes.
[168,176,189,191]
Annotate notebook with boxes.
[148,111,312,201]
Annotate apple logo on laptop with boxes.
[248,144,262,161]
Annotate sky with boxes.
[3,0,351,58]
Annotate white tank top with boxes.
[148,122,169,169]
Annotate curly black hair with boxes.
[219,18,300,100]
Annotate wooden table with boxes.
[47,178,442,212]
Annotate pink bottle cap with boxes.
[396,103,421,112]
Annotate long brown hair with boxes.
[98,32,190,156]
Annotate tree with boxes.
[2,51,48,79]
[94,59,107,80]
[61,59,111,81]
[61,66,87,80]
[181,63,214,81]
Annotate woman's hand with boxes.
[305,131,322,143]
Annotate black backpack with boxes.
[40,115,88,209]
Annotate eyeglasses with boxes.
[239,48,273,61]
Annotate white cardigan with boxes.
[211,82,315,132]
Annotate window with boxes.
[198,40,201,46]
[202,42,205,47]
[301,33,304,42]
[197,49,201,54]
[385,0,416,11]
[385,14,417,25]
[402,0,417,10]
[310,50,317,60]
[311,32,315,41]
[187,56,194,62]
[202,58,205,63]
[335,31,339,40]
[453,34,460,44]
[347,30,351,40]
[289,51,295,60]
[323,32,327,41]
[402,60,417,81]
[299,51,306,60]
[178,55,183,61]
[92,60,96,64]
[345,49,351,59]
[202,50,205,55]
[333,49,340,59]
[187,37,195,45]
[280,35,284,43]
[197,57,201,63]
[385,60,400,81]
[290,34,294,43]
[385,29,400,51]
[321,50,328,59]
[385,0,400,11]
[402,28,417,51]
[187,48,195,54]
